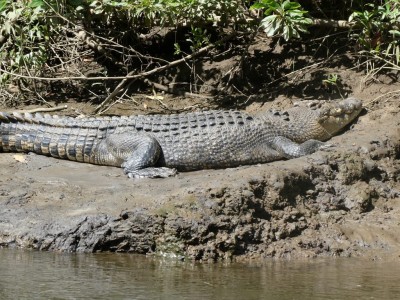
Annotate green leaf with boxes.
[0,0,7,13]
[261,14,280,36]
[283,1,300,10]
[385,43,393,56]
[389,30,400,37]
[29,0,45,8]
[292,27,300,39]
[251,0,280,14]
[266,17,281,36]
[261,14,277,23]
[250,3,267,10]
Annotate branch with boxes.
[0,34,231,84]
[11,105,68,114]
[43,0,168,65]
[0,68,131,81]
[94,33,236,114]
[312,18,355,28]
[143,79,212,99]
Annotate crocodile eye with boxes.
[334,108,343,115]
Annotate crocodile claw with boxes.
[127,167,177,179]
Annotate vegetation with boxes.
[349,1,400,65]
[251,0,313,41]
[0,0,399,110]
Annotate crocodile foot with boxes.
[126,167,177,179]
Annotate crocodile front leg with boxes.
[94,131,177,178]
[271,136,327,159]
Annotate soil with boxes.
[0,34,399,262]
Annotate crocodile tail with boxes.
[0,112,42,124]
[1,112,36,152]
[0,112,17,123]
[0,112,13,151]
[0,112,98,163]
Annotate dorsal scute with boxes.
[0,111,49,124]
[0,112,25,123]
[11,112,28,123]
[0,112,14,123]
[0,109,257,131]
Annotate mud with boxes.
[0,90,399,261]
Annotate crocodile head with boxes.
[281,97,363,143]
[317,97,362,138]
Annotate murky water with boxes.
[0,249,399,300]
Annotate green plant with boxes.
[0,0,247,81]
[349,0,400,64]
[187,26,210,52]
[0,0,54,83]
[322,73,344,98]
[322,73,339,86]
[74,0,245,28]
[251,0,313,41]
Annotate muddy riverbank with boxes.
[0,94,399,261]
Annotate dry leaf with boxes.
[13,154,27,163]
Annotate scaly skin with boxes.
[0,97,362,178]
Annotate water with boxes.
[0,249,399,300]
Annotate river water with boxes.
[1,249,399,300]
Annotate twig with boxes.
[94,33,235,114]
[220,30,257,92]
[312,18,355,28]
[143,79,212,99]
[12,105,68,113]
[0,67,131,81]
[370,53,400,71]
[44,1,170,65]
[144,93,170,110]
[0,34,232,85]
[265,49,343,90]
[367,90,400,106]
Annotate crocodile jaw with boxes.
[318,97,362,137]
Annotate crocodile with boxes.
[0,97,362,178]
